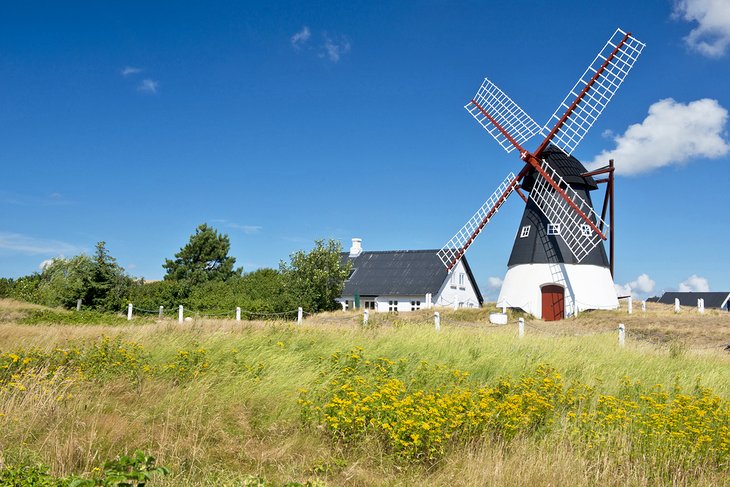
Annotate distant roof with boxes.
[341,250,483,304]
[658,292,730,309]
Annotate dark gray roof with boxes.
[658,292,730,309]
[341,250,483,304]
[522,145,599,192]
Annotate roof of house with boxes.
[657,292,730,309]
[340,250,483,304]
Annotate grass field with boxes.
[0,298,729,486]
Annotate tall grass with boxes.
[0,299,728,485]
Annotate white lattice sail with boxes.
[544,28,645,156]
[528,160,608,263]
[438,172,516,269]
[465,79,544,153]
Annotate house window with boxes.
[388,300,398,312]
[581,224,592,237]
[411,300,421,311]
[363,300,375,310]
[458,273,465,287]
[520,225,531,238]
[346,268,357,280]
[547,223,561,235]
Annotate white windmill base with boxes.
[497,264,618,319]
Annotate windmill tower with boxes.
[437,29,645,320]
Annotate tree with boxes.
[163,224,242,286]
[280,239,351,312]
[35,242,132,311]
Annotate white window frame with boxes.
[450,272,457,288]
[458,272,465,289]
[520,225,531,238]
[547,223,561,235]
[388,300,398,312]
[410,300,421,311]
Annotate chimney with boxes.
[349,238,363,257]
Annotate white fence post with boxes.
[642,300,646,312]
[363,309,369,325]
[518,318,525,337]
[127,303,133,321]
[674,298,680,313]
[236,307,241,321]
[618,323,625,347]
[341,301,347,311]
[434,311,441,331]
[453,300,458,310]
[628,296,633,314]
[698,298,705,314]
[297,307,303,325]
[178,305,184,323]
[76,299,82,311]
[158,306,164,318]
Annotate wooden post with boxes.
[363,309,369,325]
[698,298,704,314]
[297,307,303,325]
[178,305,184,323]
[236,307,241,321]
[628,296,633,314]
[159,306,164,318]
[127,303,133,321]
[518,318,525,337]
[618,323,625,347]
[674,298,680,313]
[642,300,646,312]
[434,312,440,331]
[76,299,82,311]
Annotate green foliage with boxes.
[163,224,241,286]
[127,280,188,311]
[280,239,350,312]
[18,309,131,326]
[0,451,169,487]
[3,242,132,313]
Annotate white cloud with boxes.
[673,0,730,57]
[615,273,656,298]
[588,98,730,175]
[678,274,710,292]
[290,26,311,49]
[121,66,142,76]
[487,276,503,289]
[321,34,351,62]
[38,258,57,270]
[0,233,81,255]
[229,224,262,235]
[137,79,159,94]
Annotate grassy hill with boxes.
[0,299,728,486]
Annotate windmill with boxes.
[437,28,645,320]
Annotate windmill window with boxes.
[520,225,531,238]
[410,300,421,311]
[450,272,457,289]
[458,273,465,289]
[581,224,592,237]
[547,223,561,235]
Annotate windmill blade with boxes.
[438,172,517,270]
[541,28,645,156]
[465,78,545,154]
[528,159,609,263]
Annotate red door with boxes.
[541,285,564,321]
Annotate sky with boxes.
[1,0,729,300]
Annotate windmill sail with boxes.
[528,158,608,263]
[542,29,645,156]
[465,78,544,154]
[438,172,516,270]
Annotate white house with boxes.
[337,238,483,312]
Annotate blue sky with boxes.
[2,0,729,299]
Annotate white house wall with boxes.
[498,263,618,319]
[433,260,481,308]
